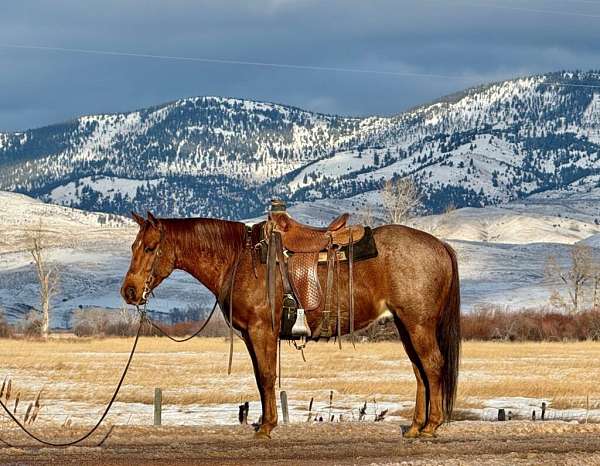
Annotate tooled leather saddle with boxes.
[264,199,373,342]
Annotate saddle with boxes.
[265,200,367,342]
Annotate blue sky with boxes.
[0,0,599,131]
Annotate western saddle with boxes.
[265,199,366,343]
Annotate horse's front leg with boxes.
[242,322,278,439]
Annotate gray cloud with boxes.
[0,0,599,131]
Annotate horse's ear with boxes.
[147,211,159,227]
[131,211,145,227]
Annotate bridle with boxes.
[141,223,167,303]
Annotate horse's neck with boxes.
[168,219,241,297]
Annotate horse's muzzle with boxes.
[121,285,145,305]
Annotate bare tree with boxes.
[357,202,375,226]
[28,221,59,339]
[380,177,422,224]
[591,252,600,309]
[545,244,593,313]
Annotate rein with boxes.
[0,311,146,448]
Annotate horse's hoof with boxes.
[254,430,272,440]
[419,430,437,438]
[403,428,421,439]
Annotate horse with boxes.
[120,211,460,439]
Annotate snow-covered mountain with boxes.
[2,70,600,218]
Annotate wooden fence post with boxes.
[306,397,314,422]
[280,391,289,424]
[541,402,546,421]
[498,409,506,421]
[238,401,249,424]
[154,388,162,426]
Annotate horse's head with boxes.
[121,211,175,305]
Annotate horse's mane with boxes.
[161,217,247,261]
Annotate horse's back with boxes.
[371,224,454,268]
[368,224,456,307]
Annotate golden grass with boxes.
[0,338,599,411]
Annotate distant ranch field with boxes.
[1,339,600,429]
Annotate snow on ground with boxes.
[409,206,600,244]
[26,397,600,427]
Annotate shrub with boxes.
[18,311,43,338]
[73,308,141,337]
[0,309,12,338]
[462,304,600,341]
[150,314,230,338]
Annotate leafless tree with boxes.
[28,221,59,339]
[380,177,422,224]
[591,253,600,309]
[545,244,593,313]
[357,202,375,226]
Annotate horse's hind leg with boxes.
[393,314,427,438]
[409,324,445,436]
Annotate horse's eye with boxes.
[144,247,155,253]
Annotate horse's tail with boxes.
[438,242,461,421]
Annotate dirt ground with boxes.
[2,421,600,465]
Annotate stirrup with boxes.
[280,294,311,340]
[291,309,311,338]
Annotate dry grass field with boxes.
[1,337,600,427]
[2,338,600,464]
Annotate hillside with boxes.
[1,191,598,328]
[0,192,207,327]
[1,71,600,218]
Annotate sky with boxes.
[0,0,599,131]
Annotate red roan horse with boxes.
[121,211,460,439]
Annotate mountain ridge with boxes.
[1,70,600,218]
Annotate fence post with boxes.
[307,397,314,422]
[238,401,249,424]
[498,409,506,421]
[154,388,162,426]
[541,402,546,421]
[280,391,289,424]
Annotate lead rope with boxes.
[0,311,146,448]
[147,299,219,342]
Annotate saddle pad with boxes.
[288,252,322,311]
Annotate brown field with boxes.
[2,338,600,464]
